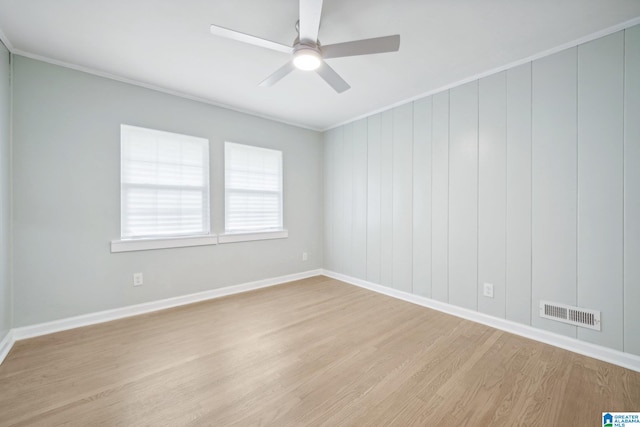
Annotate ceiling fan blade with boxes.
[210,24,292,54]
[259,61,296,87]
[322,35,400,59]
[316,62,350,93]
[299,0,323,43]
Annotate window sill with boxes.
[111,234,218,253]
[218,230,288,244]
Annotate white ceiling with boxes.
[1,1,639,130]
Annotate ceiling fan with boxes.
[210,0,400,93]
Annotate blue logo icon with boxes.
[604,413,613,427]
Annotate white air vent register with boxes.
[539,301,601,331]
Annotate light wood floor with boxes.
[0,276,638,426]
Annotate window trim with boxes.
[111,234,218,253]
[110,229,287,252]
[218,230,288,244]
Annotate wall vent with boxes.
[539,301,601,331]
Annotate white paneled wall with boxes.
[392,104,414,294]
[0,43,10,338]
[576,32,624,349]
[431,92,450,303]
[352,120,368,280]
[412,99,432,297]
[531,47,578,338]
[380,111,394,287]
[342,124,354,277]
[334,127,346,274]
[478,72,507,319]
[624,25,640,356]
[505,63,532,326]
[366,115,382,283]
[323,127,334,271]
[324,128,338,272]
[323,25,640,356]
[448,82,479,311]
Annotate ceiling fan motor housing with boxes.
[293,44,322,70]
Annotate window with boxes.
[224,142,284,236]
[115,125,212,250]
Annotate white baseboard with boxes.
[6,268,638,373]
[0,330,14,365]
[9,269,323,344]
[322,269,640,373]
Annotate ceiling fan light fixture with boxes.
[293,47,321,71]
[210,0,400,92]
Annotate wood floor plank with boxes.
[0,276,638,426]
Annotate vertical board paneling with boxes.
[366,114,382,283]
[352,119,368,280]
[0,43,8,337]
[531,48,578,337]
[413,98,432,297]
[577,32,624,350]
[333,127,345,274]
[624,25,640,356]
[342,123,354,276]
[321,24,639,358]
[478,72,507,318]
[449,81,479,310]
[431,92,450,302]
[323,129,335,271]
[380,110,394,287]
[392,104,414,292]
[506,63,533,325]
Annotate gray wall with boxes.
[324,25,640,356]
[12,56,323,327]
[0,42,10,338]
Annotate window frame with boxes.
[111,125,217,253]
[220,141,287,243]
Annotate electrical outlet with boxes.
[133,272,143,287]
[483,283,494,298]
[302,252,308,261]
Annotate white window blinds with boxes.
[121,125,210,239]
[225,142,283,233]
